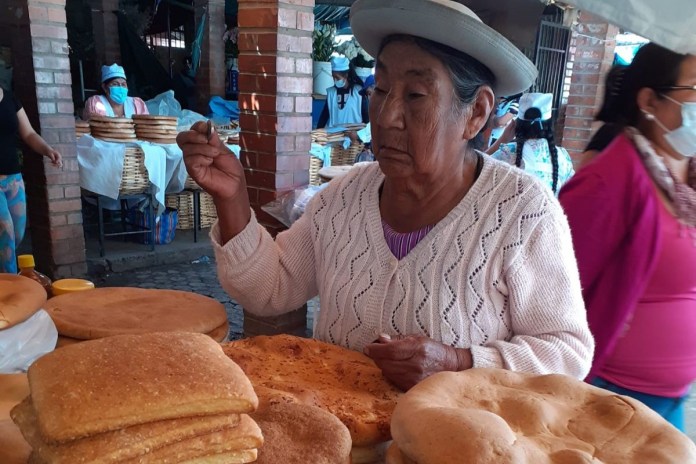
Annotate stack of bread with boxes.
[11,332,264,464]
[386,369,696,464]
[223,334,402,464]
[133,115,178,144]
[74,121,90,139]
[45,287,229,347]
[88,116,136,143]
[311,128,345,145]
[0,374,31,464]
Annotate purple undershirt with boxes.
[382,219,435,260]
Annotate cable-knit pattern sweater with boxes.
[211,158,594,379]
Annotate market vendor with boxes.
[83,64,149,120]
[178,0,593,391]
[317,56,369,129]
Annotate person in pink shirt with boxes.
[560,43,696,431]
[83,64,149,120]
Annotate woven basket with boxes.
[309,157,323,186]
[184,175,202,190]
[120,148,149,195]
[165,191,217,230]
[331,141,364,166]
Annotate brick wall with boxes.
[194,0,226,114]
[238,0,313,236]
[560,12,618,163]
[4,0,86,278]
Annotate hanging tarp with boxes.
[314,5,350,23]
[557,0,696,54]
[117,11,174,101]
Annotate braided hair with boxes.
[515,107,560,194]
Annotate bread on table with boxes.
[0,275,47,329]
[388,368,696,464]
[0,374,31,464]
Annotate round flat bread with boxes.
[139,138,177,144]
[0,275,47,329]
[90,131,136,137]
[46,288,228,339]
[134,120,178,126]
[89,116,133,124]
[89,121,134,128]
[390,369,696,464]
[252,402,351,464]
[136,130,179,137]
[222,334,402,447]
[133,115,178,121]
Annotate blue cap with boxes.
[101,64,126,83]
[331,56,350,72]
[362,74,375,89]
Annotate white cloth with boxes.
[357,123,371,144]
[98,95,137,118]
[211,159,594,379]
[562,0,696,55]
[326,86,363,128]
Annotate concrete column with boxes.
[561,12,619,161]
[3,0,86,278]
[194,0,226,114]
[237,0,314,336]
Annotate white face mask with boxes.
[648,95,696,157]
[334,79,346,89]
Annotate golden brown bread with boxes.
[0,374,31,464]
[28,332,258,443]
[54,320,230,347]
[252,402,352,464]
[45,287,227,339]
[390,369,696,464]
[11,397,245,464]
[223,334,401,447]
[385,442,415,464]
[27,450,259,464]
[0,275,47,329]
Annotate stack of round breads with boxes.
[74,121,90,139]
[0,374,31,464]
[88,116,136,142]
[134,115,179,144]
[45,287,229,347]
[386,369,696,464]
[0,275,47,330]
[223,334,403,464]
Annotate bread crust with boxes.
[391,369,696,464]
[223,335,401,447]
[0,275,47,329]
[27,332,258,443]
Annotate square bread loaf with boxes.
[28,332,258,444]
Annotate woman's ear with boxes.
[637,87,659,117]
[464,86,495,140]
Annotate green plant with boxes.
[312,23,336,62]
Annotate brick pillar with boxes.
[194,0,226,114]
[6,0,86,278]
[89,0,120,70]
[561,12,618,163]
[237,0,314,336]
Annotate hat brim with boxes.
[350,0,538,97]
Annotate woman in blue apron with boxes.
[83,64,149,119]
[317,57,368,128]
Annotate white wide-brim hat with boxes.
[350,0,538,97]
[518,92,554,121]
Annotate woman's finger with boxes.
[179,142,230,160]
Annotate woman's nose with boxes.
[373,93,405,130]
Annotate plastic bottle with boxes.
[17,254,53,298]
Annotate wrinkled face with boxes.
[369,40,470,179]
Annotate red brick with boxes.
[245,169,277,189]
[278,7,297,29]
[239,113,259,132]
[563,139,590,152]
[238,73,278,94]
[277,154,309,171]
[240,132,278,154]
[277,34,312,54]
[28,6,49,21]
[254,153,277,170]
[49,214,67,227]
[38,102,57,114]
[277,76,311,94]
[563,128,593,141]
[57,101,74,114]
[257,114,278,133]
[238,54,277,74]
[295,58,312,75]
[569,83,598,97]
[47,8,67,23]
[276,96,294,112]
[66,212,82,224]
[47,185,64,200]
[240,93,276,113]
[275,134,295,152]
[564,105,596,118]
[566,95,596,107]
[295,135,311,152]
[277,56,294,74]
[45,171,79,185]
[257,188,279,206]
[295,96,312,113]
[238,7,278,28]
[238,32,278,53]
[54,72,72,84]
[64,185,81,198]
[296,11,314,32]
[30,24,68,40]
[49,198,81,213]
[564,116,593,130]
[53,243,86,265]
[50,225,83,241]
[278,115,310,133]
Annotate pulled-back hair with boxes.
[515,107,560,193]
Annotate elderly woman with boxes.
[83,64,149,119]
[178,0,593,391]
[560,43,696,430]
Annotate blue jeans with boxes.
[0,174,26,274]
[591,377,687,432]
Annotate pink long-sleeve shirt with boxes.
[83,95,149,120]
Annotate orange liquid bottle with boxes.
[17,254,52,298]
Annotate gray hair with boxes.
[378,35,496,117]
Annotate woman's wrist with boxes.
[449,347,473,372]
[214,191,252,243]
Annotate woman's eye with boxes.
[408,93,426,100]
[374,87,387,95]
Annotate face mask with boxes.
[648,96,696,157]
[109,87,128,105]
[334,79,346,89]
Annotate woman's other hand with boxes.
[177,121,247,202]
[44,147,62,168]
[363,334,473,391]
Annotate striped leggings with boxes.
[0,174,26,274]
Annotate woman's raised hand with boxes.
[177,121,247,202]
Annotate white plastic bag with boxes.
[145,90,182,117]
[261,185,328,227]
[0,310,58,373]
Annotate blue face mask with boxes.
[334,79,346,89]
[109,87,128,105]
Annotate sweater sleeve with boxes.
[470,207,594,379]
[211,208,318,317]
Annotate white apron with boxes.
[326,86,363,128]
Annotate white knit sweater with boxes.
[212,158,594,379]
